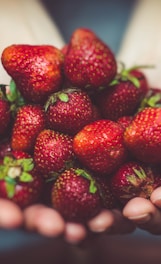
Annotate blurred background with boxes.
[42,0,136,54]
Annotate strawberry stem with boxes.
[75,168,97,194]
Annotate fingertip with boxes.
[87,210,114,233]
[64,223,87,244]
[24,204,65,237]
[123,197,154,224]
[150,186,161,207]
[0,199,23,229]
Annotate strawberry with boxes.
[0,98,11,136]
[96,67,149,121]
[117,116,133,130]
[0,150,43,208]
[11,104,46,153]
[0,140,12,159]
[124,107,161,164]
[111,161,161,205]
[45,87,94,135]
[51,167,101,222]
[0,88,11,137]
[34,129,74,179]
[64,28,117,89]
[1,44,64,104]
[73,119,127,175]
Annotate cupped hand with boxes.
[122,189,161,235]
[23,205,135,244]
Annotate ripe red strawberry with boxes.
[0,150,43,208]
[111,161,161,205]
[64,28,117,89]
[1,44,64,104]
[34,129,74,179]
[117,116,133,130]
[0,89,11,137]
[124,107,161,164]
[96,68,149,121]
[73,119,127,175]
[51,167,102,222]
[45,87,94,135]
[11,104,46,153]
[0,140,12,159]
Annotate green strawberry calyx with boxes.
[0,156,34,198]
[0,79,25,116]
[44,87,81,111]
[139,92,161,111]
[127,167,146,186]
[110,63,154,88]
[126,166,155,198]
[75,168,97,194]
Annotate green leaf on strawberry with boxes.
[58,93,69,102]
[19,172,33,182]
[6,181,16,198]
[0,156,34,181]
[5,175,16,198]
[17,158,34,172]
[75,168,97,194]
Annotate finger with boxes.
[64,223,87,244]
[23,204,65,237]
[0,199,23,228]
[87,209,135,234]
[150,186,161,208]
[123,197,161,234]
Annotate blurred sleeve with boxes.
[117,0,161,88]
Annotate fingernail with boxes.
[128,213,151,224]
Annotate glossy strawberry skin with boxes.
[64,28,117,89]
[0,150,43,208]
[111,161,161,205]
[45,88,94,135]
[73,119,127,175]
[96,70,148,121]
[51,168,102,222]
[1,45,64,104]
[124,107,161,164]
[0,98,11,136]
[11,104,46,153]
[0,171,43,208]
[0,140,12,159]
[117,116,133,130]
[34,129,74,179]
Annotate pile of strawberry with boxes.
[1,27,161,223]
